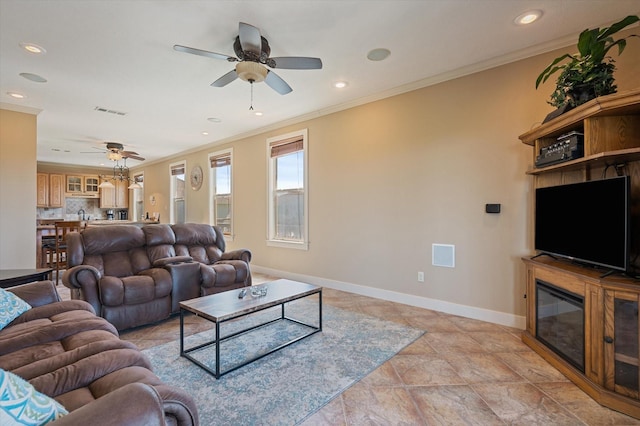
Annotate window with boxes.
[170,161,186,224]
[209,149,233,238]
[131,172,144,220]
[267,129,308,249]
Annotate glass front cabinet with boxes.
[65,174,100,196]
[604,289,640,399]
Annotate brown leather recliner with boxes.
[63,225,196,330]
[63,223,252,330]
[1,281,198,426]
[170,223,252,296]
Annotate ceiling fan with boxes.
[174,22,323,95]
[82,142,145,162]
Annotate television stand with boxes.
[522,256,640,419]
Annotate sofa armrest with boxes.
[154,384,200,426]
[152,256,193,267]
[165,262,201,313]
[7,281,60,307]
[62,265,101,288]
[62,265,102,315]
[52,383,168,426]
[220,248,252,263]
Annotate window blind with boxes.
[170,164,185,175]
[210,153,231,168]
[269,136,303,158]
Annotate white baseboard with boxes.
[251,265,526,330]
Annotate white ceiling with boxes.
[1,0,639,167]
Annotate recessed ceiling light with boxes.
[254,111,263,116]
[514,10,542,25]
[207,117,222,123]
[367,48,391,61]
[20,72,47,83]
[334,81,348,89]
[7,91,26,99]
[202,131,209,136]
[19,42,46,54]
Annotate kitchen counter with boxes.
[86,220,160,226]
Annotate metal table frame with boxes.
[179,285,322,379]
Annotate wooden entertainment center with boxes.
[520,89,640,418]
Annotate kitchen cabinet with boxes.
[84,175,99,195]
[66,174,100,197]
[37,173,64,207]
[100,179,128,208]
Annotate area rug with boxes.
[142,300,424,425]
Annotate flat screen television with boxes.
[535,176,631,272]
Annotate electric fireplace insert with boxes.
[536,280,585,372]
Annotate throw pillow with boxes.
[0,369,68,425]
[0,288,31,331]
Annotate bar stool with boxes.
[53,221,82,284]
[41,235,57,268]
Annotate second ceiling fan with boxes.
[174,22,322,95]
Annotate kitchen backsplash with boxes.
[37,198,122,221]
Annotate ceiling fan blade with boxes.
[265,70,292,95]
[122,153,145,161]
[80,151,105,154]
[238,22,261,56]
[173,45,236,62]
[270,57,323,70]
[211,69,238,87]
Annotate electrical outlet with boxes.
[417,271,425,282]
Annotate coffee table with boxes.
[179,279,322,379]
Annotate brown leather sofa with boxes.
[63,223,251,330]
[0,281,198,426]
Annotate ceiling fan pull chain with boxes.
[249,80,254,110]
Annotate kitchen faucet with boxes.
[77,209,85,220]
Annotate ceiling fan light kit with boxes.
[236,61,267,83]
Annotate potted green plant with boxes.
[536,15,639,111]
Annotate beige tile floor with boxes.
[56,275,638,425]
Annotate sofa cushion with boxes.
[0,288,31,331]
[143,224,177,264]
[0,368,68,425]
[172,223,225,264]
[82,225,145,255]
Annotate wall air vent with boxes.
[94,106,127,116]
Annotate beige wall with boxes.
[0,109,37,268]
[0,30,630,324]
[136,38,640,327]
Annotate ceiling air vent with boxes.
[94,106,127,116]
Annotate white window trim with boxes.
[266,129,309,250]
[131,171,144,221]
[169,160,186,224]
[208,148,234,242]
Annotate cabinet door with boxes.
[604,289,640,399]
[84,175,99,194]
[100,185,115,208]
[66,175,82,193]
[49,174,64,207]
[37,173,49,207]
[115,180,129,208]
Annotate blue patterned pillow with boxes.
[0,369,68,425]
[0,288,31,331]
